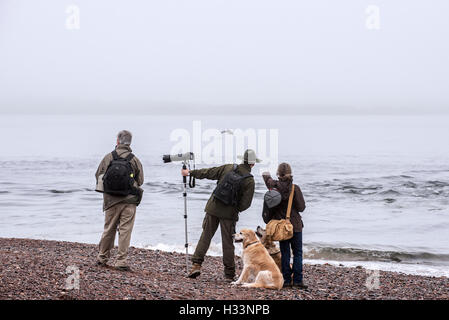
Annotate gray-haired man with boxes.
[95,130,144,271]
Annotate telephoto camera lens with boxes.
[162,155,172,163]
[162,152,194,163]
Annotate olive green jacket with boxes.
[95,144,144,211]
[190,164,255,221]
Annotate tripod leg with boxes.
[183,164,189,274]
[184,184,188,273]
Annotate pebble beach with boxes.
[0,238,448,300]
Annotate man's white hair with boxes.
[117,130,132,145]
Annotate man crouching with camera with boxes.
[181,149,260,281]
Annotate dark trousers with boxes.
[279,231,303,284]
[191,213,236,277]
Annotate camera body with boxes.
[162,152,195,163]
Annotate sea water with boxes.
[0,114,448,277]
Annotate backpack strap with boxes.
[111,150,119,160]
[125,153,134,161]
[112,150,134,161]
[234,164,253,179]
[286,184,295,220]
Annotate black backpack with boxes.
[102,151,137,196]
[213,164,253,207]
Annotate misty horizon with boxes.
[1,0,449,115]
[2,100,449,115]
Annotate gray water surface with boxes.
[1,115,448,275]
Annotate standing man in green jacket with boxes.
[182,149,260,280]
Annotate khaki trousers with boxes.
[192,213,236,277]
[97,203,136,267]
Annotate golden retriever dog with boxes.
[232,228,283,290]
[255,226,282,272]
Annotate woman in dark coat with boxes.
[262,163,307,288]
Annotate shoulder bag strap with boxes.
[286,184,295,220]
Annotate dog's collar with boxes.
[244,241,259,249]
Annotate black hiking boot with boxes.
[224,274,236,283]
[292,281,308,289]
[115,265,131,272]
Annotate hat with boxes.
[237,149,262,164]
[277,162,292,177]
[264,189,282,208]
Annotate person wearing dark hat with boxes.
[262,163,307,288]
[181,149,260,281]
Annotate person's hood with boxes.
[115,144,132,154]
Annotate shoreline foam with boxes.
[141,242,449,278]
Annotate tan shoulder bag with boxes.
[265,185,294,241]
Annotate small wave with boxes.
[47,188,97,194]
[49,189,83,194]
[145,181,215,196]
[403,181,417,188]
[379,189,401,196]
[304,245,449,265]
[382,175,414,180]
[425,181,449,188]
[304,259,449,278]
[0,191,10,194]
[336,184,382,195]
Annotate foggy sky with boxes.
[1,0,448,114]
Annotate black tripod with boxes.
[182,161,195,274]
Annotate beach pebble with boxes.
[0,238,448,300]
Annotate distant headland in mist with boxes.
[1,100,448,115]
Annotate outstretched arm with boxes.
[188,165,227,180]
[262,172,278,189]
